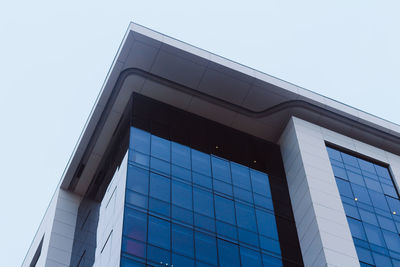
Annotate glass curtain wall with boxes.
[327,146,400,267]
[120,127,284,267]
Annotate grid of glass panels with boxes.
[327,146,400,267]
[120,127,284,267]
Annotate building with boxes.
[22,23,400,267]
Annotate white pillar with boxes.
[279,117,359,267]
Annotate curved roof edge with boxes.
[59,22,400,195]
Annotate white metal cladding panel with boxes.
[93,151,128,267]
[279,117,359,267]
[22,189,82,267]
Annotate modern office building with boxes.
[23,23,400,267]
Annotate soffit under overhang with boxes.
[60,23,400,196]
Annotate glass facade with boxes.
[121,127,284,266]
[327,146,400,267]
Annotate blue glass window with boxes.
[212,156,231,183]
[151,135,170,161]
[172,224,194,257]
[328,146,400,266]
[122,127,286,266]
[215,195,235,224]
[256,209,278,240]
[123,208,147,242]
[130,127,150,154]
[172,180,192,210]
[217,239,240,267]
[171,142,190,169]
[193,187,214,217]
[192,150,211,176]
[127,166,149,195]
[235,203,257,232]
[172,253,194,267]
[195,232,218,265]
[240,247,262,267]
[122,238,146,258]
[149,172,170,202]
[250,170,271,197]
[148,216,170,249]
[231,163,251,190]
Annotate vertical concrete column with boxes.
[279,117,359,267]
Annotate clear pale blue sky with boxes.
[1,1,399,266]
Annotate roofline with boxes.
[59,22,400,194]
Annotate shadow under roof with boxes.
[60,22,400,195]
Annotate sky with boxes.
[1,0,400,266]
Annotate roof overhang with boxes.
[60,23,400,195]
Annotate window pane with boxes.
[194,213,215,232]
[149,198,170,217]
[240,247,262,267]
[327,147,342,161]
[235,203,257,232]
[358,159,376,174]
[377,215,396,232]
[215,196,235,224]
[359,209,378,226]
[262,253,283,267]
[256,209,278,240]
[172,205,193,225]
[192,150,211,176]
[195,232,217,265]
[348,171,365,186]
[171,142,190,169]
[129,150,150,168]
[125,190,148,209]
[355,246,374,265]
[172,253,194,267]
[364,177,382,193]
[127,166,149,195]
[341,153,359,167]
[193,172,212,189]
[332,165,348,180]
[217,239,240,267]
[130,127,150,154]
[149,173,170,202]
[259,236,281,255]
[150,157,170,176]
[238,228,259,248]
[347,217,367,240]
[193,188,214,217]
[211,156,231,183]
[148,216,170,249]
[364,223,386,247]
[122,238,146,258]
[382,230,400,253]
[386,196,400,214]
[216,220,237,240]
[213,179,233,196]
[151,135,170,161]
[375,165,391,180]
[171,165,191,182]
[172,224,194,257]
[121,256,146,267]
[369,190,390,211]
[147,244,170,265]
[336,178,354,198]
[231,163,251,190]
[250,170,271,197]
[172,180,192,210]
[233,187,253,204]
[123,208,147,242]
[351,184,371,205]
